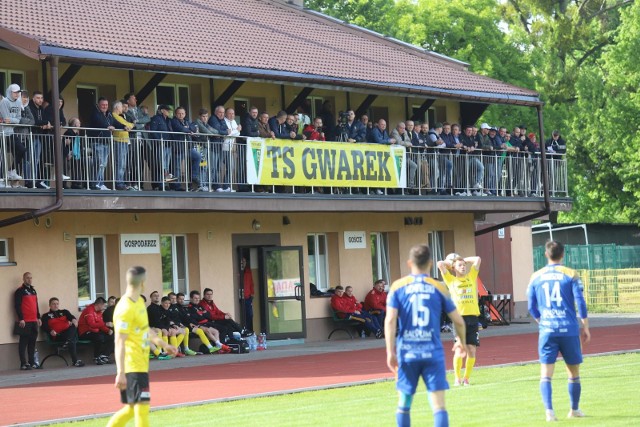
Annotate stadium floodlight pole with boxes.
[475,104,550,236]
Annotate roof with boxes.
[0,0,541,106]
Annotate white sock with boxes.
[215,341,222,347]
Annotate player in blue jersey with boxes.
[527,240,590,422]
[385,244,466,427]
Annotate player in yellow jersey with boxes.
[437,253,481,386]
[107,266,177,427]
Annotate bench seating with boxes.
[41,333,92,367]
[328,309,364,340]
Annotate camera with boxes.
[338,111,349,125]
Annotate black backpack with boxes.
[225,337,250,354]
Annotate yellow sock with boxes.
[194,328,211,347]
[162,335,169,344]
[464,357,476,380]
[176,333,184,347]
[106,405,134,427]
[152,346,161,357]
[134,403,150,427]
[183,331,190,348]
[454,355,463,380]
[169,335,178,348]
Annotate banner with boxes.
[120,234,161,254]
[246,138,406,187]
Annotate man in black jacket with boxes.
[88,97,115,190]
[241,107,260,138]
[26,91,52,188]
[14,272,41,370]
[345,110,366,142]
[41,297,85,367]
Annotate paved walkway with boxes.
[2,314,639,426]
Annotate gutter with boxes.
[0,56,64,228]
[475,105,550,236]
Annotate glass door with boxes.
[262,246,306,339]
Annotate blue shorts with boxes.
[396,359,449,395]
[539,335,583,365]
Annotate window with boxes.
[371,232,390,285]
[76,236,107,306]
[234,97,249,120]
[428,231,445,279]
[156,84,190,117]
[306,96,324,119]
[0,70,25,92]
[307,233,329,291]
[161,235,188,295]
[0,239,8,262]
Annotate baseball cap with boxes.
[8,83,21,93]
[480,123,490,130]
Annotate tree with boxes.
[304,0,397,36]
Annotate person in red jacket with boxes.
[330,285,383,338]
[41,297,85,367]
[303,117,326,141]
[363,279,388,327]
[14,272,41,370]
[199,288,243,341]
[78,296,114,365]
[241,257,255,333]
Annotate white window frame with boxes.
[76,235,107,307]
[306,96,324,119]
[156,83,190,113]
[371,232,390,287]
[428,231,446,279]
[0,238,9,262]
[0,69,26,91]
[160,234,189,295]
[307,233,330,291]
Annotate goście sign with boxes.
[344,231,366,249]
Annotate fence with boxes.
[533,244,640,270]
[1,123,568,196]
[578,269,640,312]
[533,244,640,312]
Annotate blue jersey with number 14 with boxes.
[387,274,456,363]
[527,264,588,337]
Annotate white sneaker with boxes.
[474,183,483,190]
[0,180,6,188]
[215,187,225,192]
[567,409,585,418]
[62,174,71,180]
[7,169,22,180]
[38,181,51,189]
[453,378,462,386]
[375,189,384,195]
[99,184,111,191]
[545,410,557,422]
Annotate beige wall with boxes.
[510,224,535,317]
[0,210,476,344]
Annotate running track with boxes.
[3,324,639,426]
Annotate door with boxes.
[236,246,259,332]
[262,246,306,339]
[77,86,97,128]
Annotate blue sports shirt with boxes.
[387,274,456,363]
[527,264,588,337]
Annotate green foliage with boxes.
[305,1,639,223]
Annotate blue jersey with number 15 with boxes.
[387,274,456,363]
[527,264,588,337]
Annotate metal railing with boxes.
[1,124,568,196]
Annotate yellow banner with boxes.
[246,138,406,187]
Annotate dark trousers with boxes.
[81,331,114,358]
[18,322,39,365]
[53,325,79,363]
[244,296,254,332]
[349,311,382,334]
[211,319,243,341]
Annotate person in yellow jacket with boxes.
[111,101,134,190]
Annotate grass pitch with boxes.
[56,353,639,426]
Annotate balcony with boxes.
[0,125,570,214]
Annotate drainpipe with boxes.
[475,104,550,236]
[0,56,64,228]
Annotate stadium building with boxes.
[0,0,570,370]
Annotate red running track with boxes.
[2,324,639,425]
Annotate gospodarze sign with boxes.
[120,234,161,254]
[344,231,367,249]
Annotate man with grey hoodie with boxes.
[0,84,26,185]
